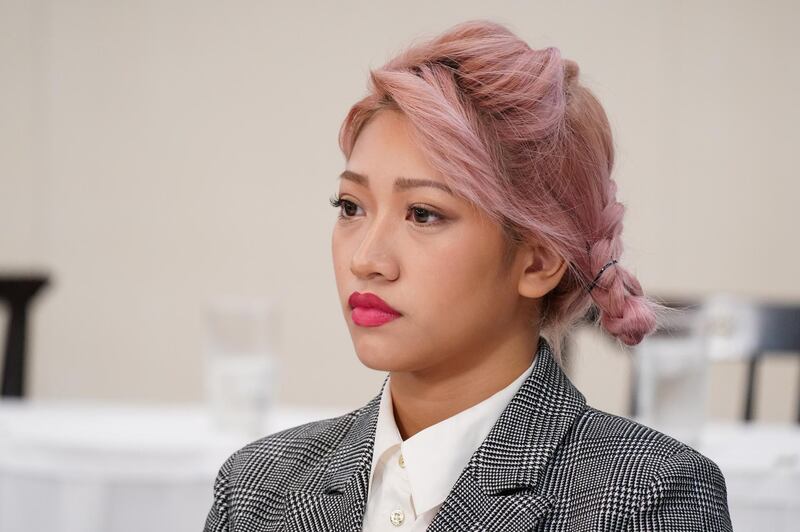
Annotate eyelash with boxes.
[328,193,446,228]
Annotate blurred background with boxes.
[1,1,798,531]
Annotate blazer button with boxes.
[389,508,405,526]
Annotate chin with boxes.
[354,353,400,372]
[351,337,409,372]
[352,342,395,371]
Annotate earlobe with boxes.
[518,244,568,299]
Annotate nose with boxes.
[349,213,400,281]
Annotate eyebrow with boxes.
[338,170,454,196]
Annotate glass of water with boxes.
[635,334,709,446]
[203,296,282,438]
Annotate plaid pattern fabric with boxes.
[204,337,732,531]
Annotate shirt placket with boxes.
[387,444,415,528]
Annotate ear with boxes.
[516,242,568,299]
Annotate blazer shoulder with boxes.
[563,406,726,488]
[562,406,730,529]
[574,406,697,457]
[204,406,365,531]
[214,404,365,491]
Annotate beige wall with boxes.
[1,0,798,420]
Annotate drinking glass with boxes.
[203,296,282,438]
[635,334,709,446]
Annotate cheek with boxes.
[331,229,350,283]
[406,235,515,358]
[411,232,505,312]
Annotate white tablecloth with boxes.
[696,423,800,530]
[0,398,797,532]
[0,398,345,532]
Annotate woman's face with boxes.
[331,109,537,377]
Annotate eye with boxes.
[329,193,361,219]
[407,206,444,226]
[328,193,447,228]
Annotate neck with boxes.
[388,328,540,440]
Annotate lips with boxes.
[348,292,401,327]
[348,292,401,314]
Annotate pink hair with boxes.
[338,19,670,362]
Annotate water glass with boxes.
[635,335,709,446]
[203,296,281,438]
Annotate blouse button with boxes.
[398,453,405,468]
[389,508,405,526]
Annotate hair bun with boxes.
[563,58,579,88]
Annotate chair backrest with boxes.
[699,295,800,422]
[632,294,800,423]
[0,274,50,397]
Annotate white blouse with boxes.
[361,357,537,531]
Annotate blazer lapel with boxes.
[281,336,585,532]
[426,336,586,531]
[280,375,387,532]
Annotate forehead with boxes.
[346,110,446,187]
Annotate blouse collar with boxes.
[368,355,537,516]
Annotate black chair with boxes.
[568,295,800,422]
[0,274,49,397]
[699,297,800,422]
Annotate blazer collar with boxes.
[281,336,587,532]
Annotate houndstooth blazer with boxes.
[203,337,732,531]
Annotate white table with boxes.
[696,422,800,531]
[0,398,345,532]
[0,400,797,532]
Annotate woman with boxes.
[204,19,732,532]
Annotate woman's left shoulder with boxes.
[570,407,702,457]
[554,406,732,531]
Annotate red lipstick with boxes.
[348,291,402,327]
